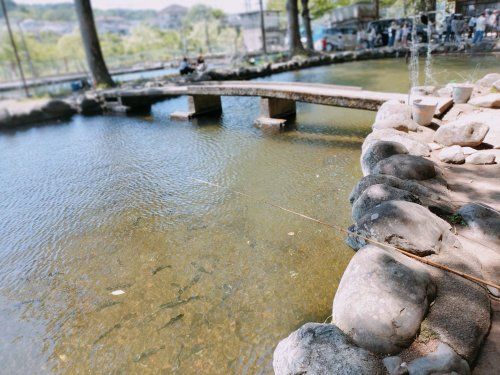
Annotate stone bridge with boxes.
[101,81,452,126]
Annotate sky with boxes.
[14,0,255,14]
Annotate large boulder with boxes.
[273,323,384,375]
[352,184,420,221]
[349,174,441,204]
[372,114,419,133]
[438,145,465,164]
[433,120,489,147]
[475,73,500,88]
[332,245,436,354]
[372,154,437,181]
[468,93,500,109]
[385,343,470,375]
[458,203,500,249]
[363,129,431,157]
[346,201,455,256]
[424,245,491,363]
[348,174,453,216]
[77,94,103,115]
[361,141,409,176]
[465,152,496,164]
[375,100,411,122]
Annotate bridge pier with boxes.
[171,95,222,120]
[255,97,296,127]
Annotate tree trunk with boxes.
[259,0,267,54]
[286,0,305,55]
[300,0,314,50]
[374,0,379,20]
[74,0,114,87]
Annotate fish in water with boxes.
[157,313,184,331]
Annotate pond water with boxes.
[0,55,498,374]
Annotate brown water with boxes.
[0,55,498,374]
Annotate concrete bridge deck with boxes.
[101,81,452,124]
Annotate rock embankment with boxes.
[273,72,500,374]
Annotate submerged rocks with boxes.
[438,145,465,164]
[363,129,431,157]
[346,201,454,256]
[433,120,489,147]
[372,154,437,180]
[351,183,420,221]
[361,141,409,176]
[332,245,436,354]
[273,323,384,375]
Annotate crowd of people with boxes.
[354,9,498,50]
[178,55,207,76]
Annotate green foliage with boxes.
[447,213,467,226]
[0,0,16,18]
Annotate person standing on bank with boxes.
[473,13,487,44]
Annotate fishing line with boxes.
[191,177,500,290]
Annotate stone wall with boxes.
[273,73,500,375]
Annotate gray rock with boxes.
[361,141,409,176]
[332,245,436,354]
[438,145,465,164]
[346,201,454,256]
[77,95,103,115]
[468,93,500,109]
[363,129,431,157]
[423,242,491,363]
[273,322,384,375]
[434,121,489,147]
[348,174,451,215]
[373,155,437,180]
[0,99,76,129]
[383,356,408,375]
[405,342,470,375]
[475,73,500,88]
[458,203,500,249]
[465,152,496,164]
[352,183,420,221]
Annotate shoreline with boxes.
[274,73,499,374]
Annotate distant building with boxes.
[18,19,74,35]
[231,10,286,53]
[156,4,189,30]
[454,0,499,15]
[324,2,377,28]
[96,16,137,35]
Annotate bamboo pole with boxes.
[192,177,500,291]
[1,0,29,97]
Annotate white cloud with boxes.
[14,0,253,14]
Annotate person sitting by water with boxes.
[196,55,207,72]
[179,57,195,75]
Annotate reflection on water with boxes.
[0,55,497,374]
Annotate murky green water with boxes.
[0,55,498,374]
